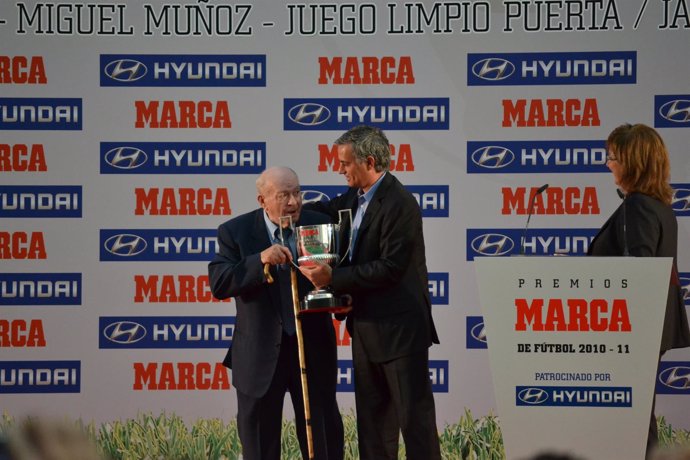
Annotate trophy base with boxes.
[299,290,352,315]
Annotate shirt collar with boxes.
[359,172,386,202]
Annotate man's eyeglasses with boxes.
[274,191,302,202]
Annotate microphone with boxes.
[616,188,630,256]
[520,184,548,255]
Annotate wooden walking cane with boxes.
[263,262,315,459]
[290,267,315,460]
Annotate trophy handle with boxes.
[335,209,353,267]
[279,215,300,269]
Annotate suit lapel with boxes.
[356,173,391,236]
[350,174,393,261]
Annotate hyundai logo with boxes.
[103,321,147,344]
[672,188,690,212]
[104,146,148,169]
[517,387,549,404]
[659,100,690,123]
[104,234,148,257]
[470,322,487,344]
[659,366,690,390]
[471,146,515,169]
[471,233,514,257]
[301,190,330,203]
[288,103,331,126]
[472,58,515,81]
[104,59,148,82]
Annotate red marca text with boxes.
[319,144,414,172]
[502,98,600,127]
[502,187,600,215]
[0,56,47,84]
[0,319,46,347]
[134,275,230,303]
[133,362,230,390]
[135,100,231,128]
[135,187,231,216]
[0,144,47,172]
[515,298,631,332]
[0,232,47,259]
[318,56,415,84]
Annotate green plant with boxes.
[2,410,690,459]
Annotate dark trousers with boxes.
[236,334,344,460]
[352,333,441,460]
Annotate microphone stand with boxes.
[520,184,548,255]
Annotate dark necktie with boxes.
[274,227,296,335]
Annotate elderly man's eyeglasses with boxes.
[274,191,301,202]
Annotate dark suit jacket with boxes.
[308,173,439,363]
[208,209,337,398]
[588,192,690,352]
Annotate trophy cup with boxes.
[288,210,353,314]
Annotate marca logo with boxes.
[133,361,230,390]
[0,144,48,172]
[502,186,600,215]
[135,188,231,216]
[302,185,448,218]
[0,319,46,347]
[466,228,598,260]
[0,185,82,218]
[656,362,690,394]
[336,360,448,392]
[0,231,47,260]
[100,142,265,174]
[467,141,608,174]
[319,143,415,172]
[0,273,81,305]
[318,56,415,85]
[428,272,448,305]
[502,98,600,127]
[100,229,217,261]
[680,273,690,308]
[134,100,231,128]
[101,54,266,87]
[99,316,234,349]
[468,51,636,86]
[134,274,230,303]
[655,95,690,127]
[0,360,80,394]
[0,98,82,130]
[466,316,487,349]
[671,184,690,215]
[516,385,632,407]
[0,56,47,84]
[284,98,449,130]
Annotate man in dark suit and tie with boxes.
[208,166,344,460]
[300,125,441,460]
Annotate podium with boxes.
[475,257,671,460]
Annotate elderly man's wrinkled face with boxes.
[258,172,302,226]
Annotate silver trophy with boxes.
[282,210,352,313]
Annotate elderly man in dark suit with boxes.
[300,125,441,460]
[208,166,343,460]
